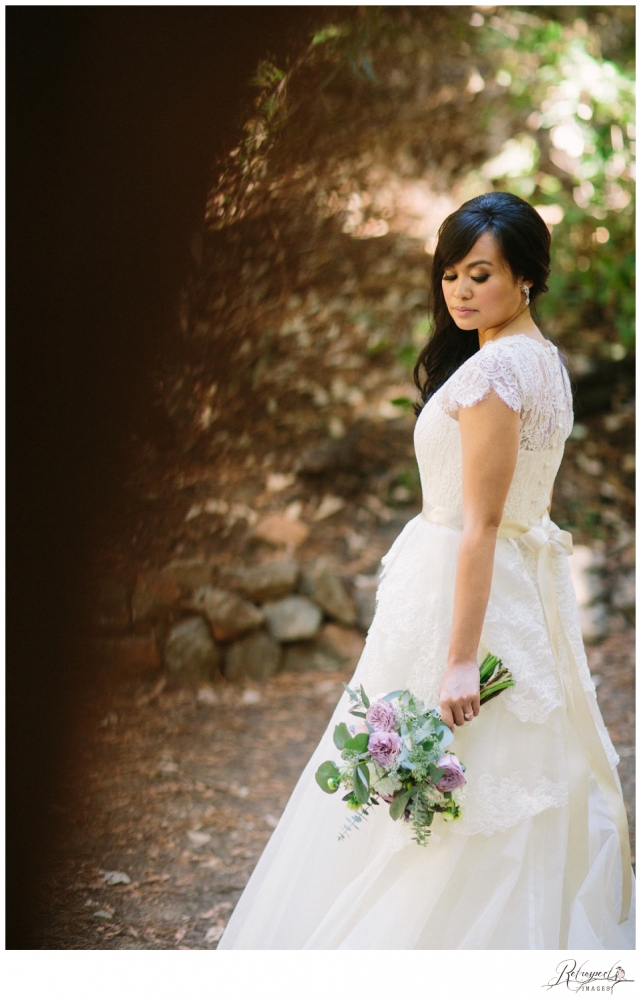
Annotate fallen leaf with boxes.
[187,831,212,847]
[175,927,187,943]
[198,856,224,870]
[204,924,227,944]
[312,494,345,521]
[197,686,219,706]
[102,870,131,886]
[158,761,179,774]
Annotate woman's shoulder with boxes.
[444,334,561,414]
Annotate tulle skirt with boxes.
[218,516,635,949]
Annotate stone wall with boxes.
[90,554,379,687]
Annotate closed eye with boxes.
[443,274,490,283]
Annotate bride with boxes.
[218,191,635,949]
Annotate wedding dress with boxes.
[218,333,635,950]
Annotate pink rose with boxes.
[434,754,466,791]
[368,731,402,767]
[366,700,397,732]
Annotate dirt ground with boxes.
[36,373,635,951]
[37,621,634,950]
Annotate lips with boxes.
[454,307,475,315]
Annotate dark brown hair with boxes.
[413,191,551,412]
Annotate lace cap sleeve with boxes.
[440,342,522,415]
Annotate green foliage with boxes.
[333,723,351,750]
[315,760,340,793]
[474,9,635,347]
[395,344,418,371]
[353,763,370,804]
[343,733,369,753]
[389,788,412,821]
[390,397,413,413]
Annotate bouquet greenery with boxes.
[315,653,514,845]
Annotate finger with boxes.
[439,704,454,732]
[472,696,481,717]
[451,704,466,727]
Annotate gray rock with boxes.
[281,640,341,674]
[353,573,380,631]
[262,595,323,642]
[159,558,214,593]
[164,617,222,682]
[188,587,264,641]
[579,603,609,643]
[253,514,309,548]
[301,559,356,625]
[318,623,365,669]
[92,578,130,631]
[224,630,282,682]
[227,559,299,603]
[568,545,606,607]
[612,570,635,612]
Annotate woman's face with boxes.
[441,230,530,332]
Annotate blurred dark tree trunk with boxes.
[6,5,319,949]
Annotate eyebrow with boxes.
[443,259,495,269]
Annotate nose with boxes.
[453,277,473,301]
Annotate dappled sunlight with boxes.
[36,6,635,949]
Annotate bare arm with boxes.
[438,390,520,729]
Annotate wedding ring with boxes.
[464,712,472,720]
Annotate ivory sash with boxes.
[421,506,632,925]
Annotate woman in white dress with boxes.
[218,192,635,950]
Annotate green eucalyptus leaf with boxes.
[315,760,340,793]
[343,733,369,753]
[389,788,412,821]
[353,765,369,804]
[333,723,351,750]
[360,685,370,709]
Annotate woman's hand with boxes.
[439,659,480,730]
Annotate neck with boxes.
[478,305,532,347]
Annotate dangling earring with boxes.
[520,284,530,307]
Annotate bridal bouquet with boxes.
[315,653,514,845]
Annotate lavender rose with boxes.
[434,754,466,792]
[368,731,402,767]
[366,700,397,732]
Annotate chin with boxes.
[451,317,478,331]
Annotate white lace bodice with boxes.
[414,334,573,524]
